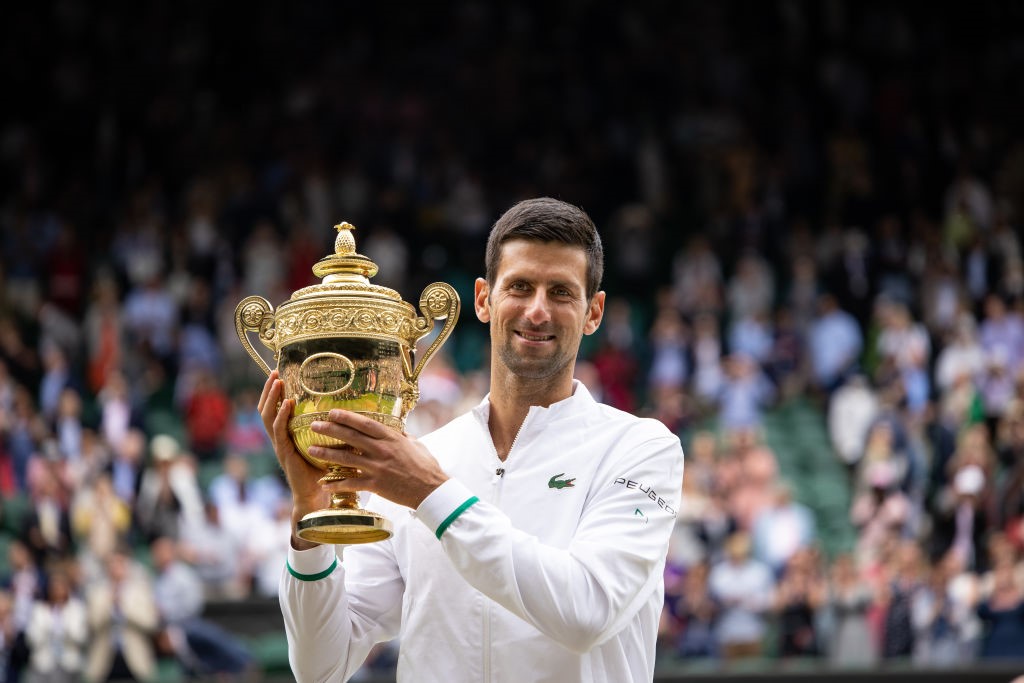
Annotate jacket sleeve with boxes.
[279,536,405,683]
[415,433,683,653]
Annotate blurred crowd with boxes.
[2,0,1024,679]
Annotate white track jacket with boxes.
[281,381,684,683]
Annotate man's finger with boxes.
[308,444,369,472]
[273,397,293,442]
[327,409,393,439]
[257,369,278,414]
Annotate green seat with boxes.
[1,492,31,536]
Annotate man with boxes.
[260,198,685,682]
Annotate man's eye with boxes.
[510,282,529,291]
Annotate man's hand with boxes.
[258,370,327,550]
[307,409,449,509]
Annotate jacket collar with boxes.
[471,379,596,426]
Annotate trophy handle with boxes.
[234,295,277,377]
[407,282,461,383]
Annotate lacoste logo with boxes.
[548,473,576,489]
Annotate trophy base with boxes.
[296,507,394,545]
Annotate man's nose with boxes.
[523,291,551,324]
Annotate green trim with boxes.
[286,558,338,582]
[435,496,479,540]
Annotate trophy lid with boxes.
[290,222,401,301]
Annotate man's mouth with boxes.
[516,331,555,342]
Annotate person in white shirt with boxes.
[260,198,685,683]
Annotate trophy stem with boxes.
[321,465,361,511]
[296,464,393,545]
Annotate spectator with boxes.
[708,532,774,661]
[82,547,159,683]
[807,293,863,394]
[670,562,718,659]
[881,541,926,660]
[71,473,132,582]
[976,559,1024,660]
[150,537,253,679]
[773,548,826,658]
[181,368,231,462]
[826,554,877,667]
[0,589,17,683]
[134,434,204,543]
[23,568,88,683]
[751,482,816,576]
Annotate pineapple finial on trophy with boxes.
[334,221,357,256]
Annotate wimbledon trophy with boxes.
[234,222,459,544]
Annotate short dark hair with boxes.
[484,197,604,300]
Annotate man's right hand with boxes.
[258,369,327,550]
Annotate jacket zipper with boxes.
[481,410,533,683]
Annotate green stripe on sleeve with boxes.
[286,557,338,582]
[435,496,480,540]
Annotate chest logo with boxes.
[548,473,576,489]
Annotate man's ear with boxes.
[474,278,491,323]
[583,291,605,336]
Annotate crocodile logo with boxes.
[548,473,576,489]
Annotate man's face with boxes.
[475,239,604,381]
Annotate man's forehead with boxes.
[495,239,587,272]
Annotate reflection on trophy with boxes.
[234,222,460,544]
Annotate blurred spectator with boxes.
[667,562,718,659]
[717,353,775,435]
[807,293,863,394]
[671,236,722,317]
[708,532,774,660]
[773,549,826,658]
[727,252,775,321]
[976,559,1024,660]
[82,274,124,395]
[751,483,816,576]
[181,368,231,461]
[826,554,877,667]
[851,459,913,570]
[71,473,132,582]
[134,434,204,543]
[931,463,992,572]
[224,387,270,457]
[246,500,294,598]
[5,386,46,494]
[208,452,285,544]
[82,547,158,683]
[875,299,931,416]
[108,428,145,507]
[96,373,139,459]
[20,452,73,566]
[0,589,17,683]
[150,537,253,679]
[691,312,724,406]
[23,568,88,683]
[37,341,72,426]
[828,375,879,473]
[121,264,177,364]
[911,552,979,666]
[881,541,926,660]
[179,501,247,601]
[934,316,986,395]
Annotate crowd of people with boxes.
[2,0,1024,679]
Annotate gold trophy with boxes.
[234,223,459,544]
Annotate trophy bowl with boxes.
[235,223,460,544]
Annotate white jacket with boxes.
[281,381,684,683]
[25,598,89,675]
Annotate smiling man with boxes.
[260,197,685,683]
